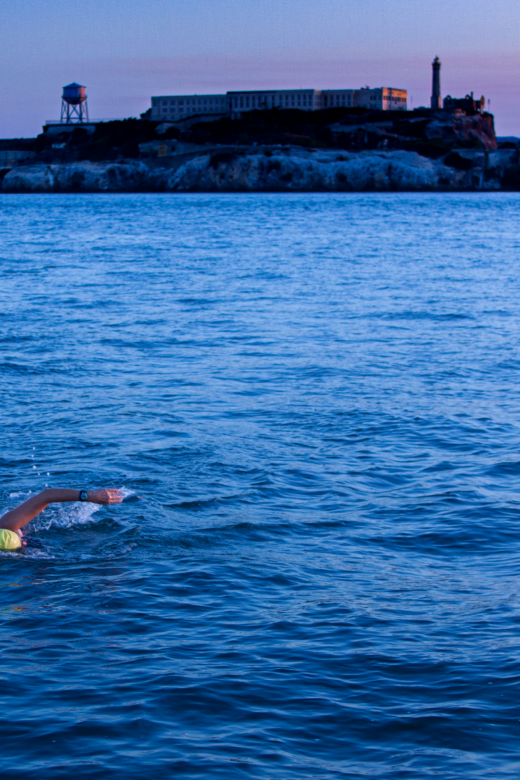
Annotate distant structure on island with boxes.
[444,93,486,113]
[431,57,486,115]
[42,57,487,138]
[431,57,442,109]
[45,83,113,133]
[61,83,89,124]
[150,86,408,123]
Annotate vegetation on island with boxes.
[1,106,499,162]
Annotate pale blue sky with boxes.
[1,0,518,136]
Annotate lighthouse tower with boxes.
[431,57,442,110]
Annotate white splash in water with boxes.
[0,548,55,560]
[31,487,133,531]
[34,500,101,531]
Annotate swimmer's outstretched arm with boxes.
[0,489,123,534]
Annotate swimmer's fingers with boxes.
[106,489,124,504]
[88,488,124,505]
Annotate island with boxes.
[1,106,519,193]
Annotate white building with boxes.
[151,94,228,122]
[150,87,407,122]
[227,90,321,116]
[322,88,407,111]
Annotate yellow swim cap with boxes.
[0,529,21,551]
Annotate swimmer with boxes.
[0,488,123,550]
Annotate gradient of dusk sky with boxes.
[1,0,519,137]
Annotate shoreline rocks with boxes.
[1,148,518,193]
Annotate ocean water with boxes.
[1,192,520,779]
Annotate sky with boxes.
[0,0,519,138]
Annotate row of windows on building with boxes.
[230,93,318,109]
[156,96,227,111]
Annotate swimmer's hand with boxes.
[88,489,124,505]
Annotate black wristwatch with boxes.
[79,490,88,501]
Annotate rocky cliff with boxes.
[2,147,518,193]
[1,108,518,193]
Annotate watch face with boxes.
[80,491,88,501]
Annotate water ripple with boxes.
[1,193,520,778]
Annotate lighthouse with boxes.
[431,57,442,109]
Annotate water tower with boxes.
[61,83,89,124]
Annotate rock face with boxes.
[1,148,517,193]
[424,112,497,150]
[1,162,165,193]
[166,150,481,191]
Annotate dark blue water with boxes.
[1,193,520,779]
